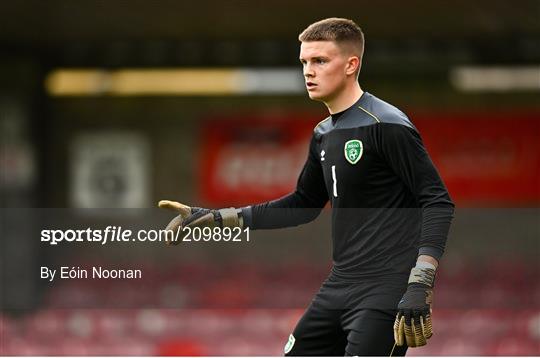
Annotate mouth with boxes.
[306,82,317,90]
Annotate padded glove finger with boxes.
[393,314,406,346]
[414,317,427,347]
[423,314,433,339]
[404,317,416,347]
[158,200,192,216]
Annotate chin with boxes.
[308,92,326,102]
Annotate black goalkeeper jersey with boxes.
[242,92,454,281]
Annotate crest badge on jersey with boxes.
[344,139,363,164]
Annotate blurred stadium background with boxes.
[1,0,539,355]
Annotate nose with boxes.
[303,63,314,78]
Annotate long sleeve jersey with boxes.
[242,92,454,280]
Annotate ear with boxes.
[345,56,360,76]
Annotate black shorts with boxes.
[284,276,408,356]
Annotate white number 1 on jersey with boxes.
[331,165,338,197]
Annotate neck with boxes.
[325,83,363,114]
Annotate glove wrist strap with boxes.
[218,207,242,228]
[236,208,244,229]
[408,264,436,287]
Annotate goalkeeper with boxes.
[160,18,453,356]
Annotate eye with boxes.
[316,58,326,64]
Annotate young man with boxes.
[159,18,454,356]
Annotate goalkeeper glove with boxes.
[393,261,435,348]
[158,200,244,245]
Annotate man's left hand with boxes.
[393,263,436,347]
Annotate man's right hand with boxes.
[158,200,244,245]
